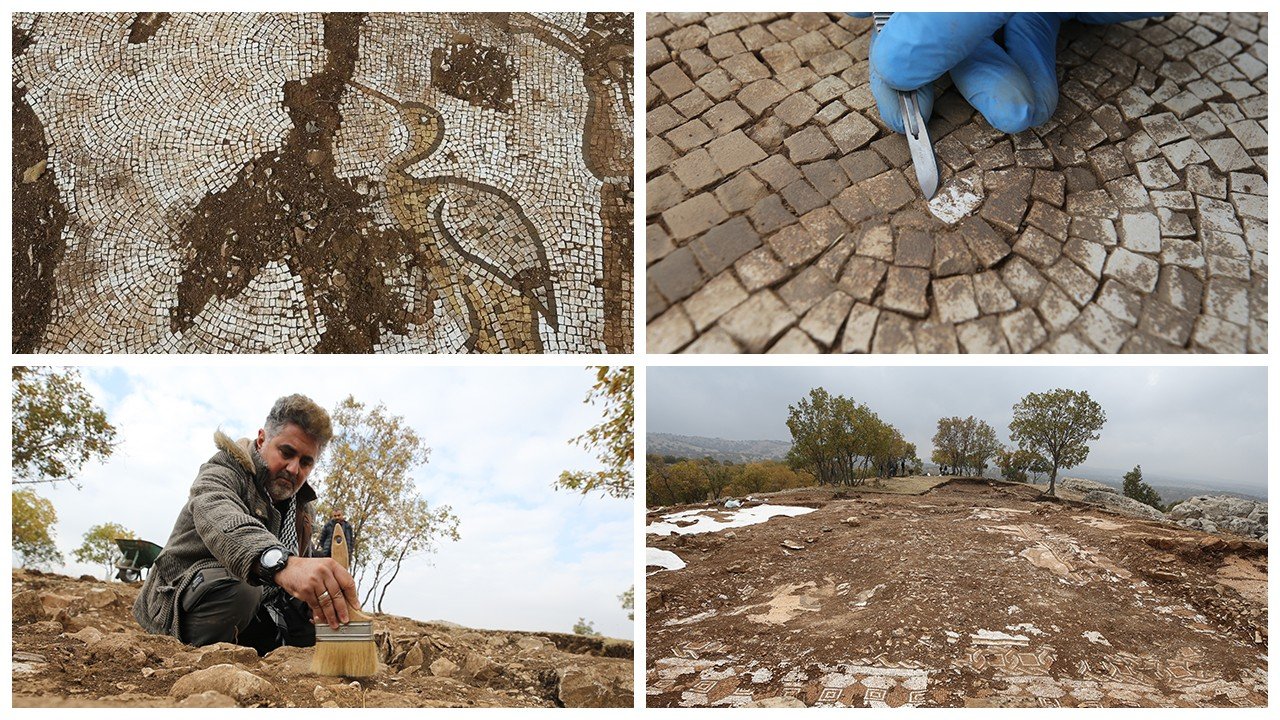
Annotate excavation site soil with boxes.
[13,570,631,708]
[645,478,1267,708]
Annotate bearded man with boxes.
[133,394,360,654]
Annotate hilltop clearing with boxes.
[646,478,1265,708]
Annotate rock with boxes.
[305,150,326,166]
[1058,477,1118,495]
[842,517,860,527]
[29,620,63,633]
[87,632,148,666]
[461,651,499,682]
[22,158,47,183]
[556,664,631,708]
[195,642,261,668]
[781,540,806,551]
[169,664,276,705]
[80,587,118,609]
[1169,496,1267,540]
[402,641,425,669]
[177,690,238,708]
[40,592,78,615]
[745,696,807,707]
[13,591,45,623]
[1080,490,1167,522]
[66,626,105,644]
[516,636,550,653]
[429,657,459,678]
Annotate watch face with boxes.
[262,548,285,569]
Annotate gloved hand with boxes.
[854,13,1166,134]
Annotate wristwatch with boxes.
[257,546,290,584]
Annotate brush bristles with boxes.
[311,639,379,678]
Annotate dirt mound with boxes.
[646,477,1266,707]
[12,570,632,707]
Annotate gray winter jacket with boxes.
[133,431,317,637]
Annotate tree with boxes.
[996,448,1048,483]
[932,416,1000,477]
[1008,389,1107,497]
[315,396,461,612]
[73,522,137,580]
[573,617,601,636]
[699,457,735,500]
[12,367,118,489]
[1122,465,1162,509]
[619,587,634,621]
[556,366,633,499]
[13,488,62,568]
[787,388,910,485]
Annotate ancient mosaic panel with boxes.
[646,12,1267,353]
[12,12,633,353]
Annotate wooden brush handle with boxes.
[331,523,350,570]
[330,522,370,619]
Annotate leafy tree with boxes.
[1008,389,1106,497]
[699,457,735,500]
[315,396,461,612]
[932,416,1000,476]
[787,388,911,485]
[13,488,62,568]
[12,367,118,489]
[556,366,633,499]
[1122,465,1162,509]
[996,448,1048,483]
[619,586,634,621]
[573,617,601,636]
[73,522,137,580]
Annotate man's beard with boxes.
[266,472,299,502]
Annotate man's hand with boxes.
[272,556,359,629]
[859,13,1165,134]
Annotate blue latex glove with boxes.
[854,13,1166,134]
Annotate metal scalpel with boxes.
[872,12,939,199]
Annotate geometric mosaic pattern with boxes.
[14,12,633,354]
[647,12,1267,353]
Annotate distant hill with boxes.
[648,433,790,463]
[919,463,1265,504]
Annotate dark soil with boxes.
[172,13,426,353]
[11,23,66,354]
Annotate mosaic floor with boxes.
[646,483,1267,707]
[646,13,1268,353]
[13,12,633,353]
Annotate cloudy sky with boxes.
[28,365,633,638]
[648,365,1267,496]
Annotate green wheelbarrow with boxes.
[114,538,163,582]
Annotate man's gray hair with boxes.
[264,394,333,451]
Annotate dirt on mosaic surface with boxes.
[646,479,1267,707]
[12,569,631,708]
[646,12,1267,353]
[12,12,633,354]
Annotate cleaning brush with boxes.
[311,524,379,677]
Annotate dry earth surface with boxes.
[646,12,1268,353]
[12,569,632,708]
[646,479,1267,707]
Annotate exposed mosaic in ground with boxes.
[13,12,633,353]
[646,480,1267,707]
[646,13,1267,353]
